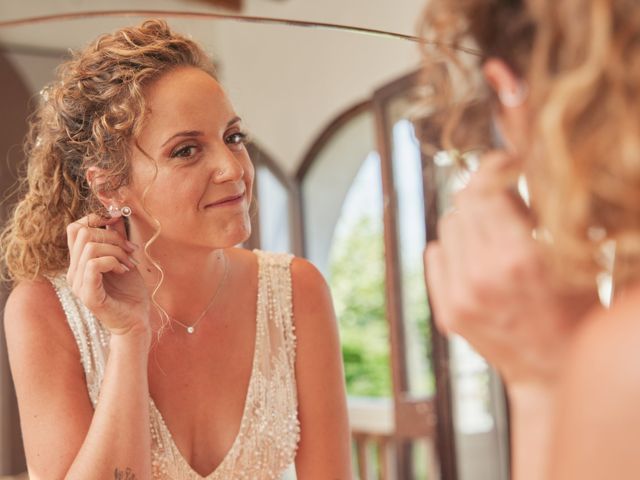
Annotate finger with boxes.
[67,214,121,258]
[68,225,92,285]
[67,221,136,284]
[437,210,470,306]
[78,256,130,311]
[424,243,453,335]
[475,192,535,245]
[71,242,135,292]
[452,187,493,242]
[77,242,136,277]
[467,151,520,195]
[78,213,120,229]
[105,216,129,245]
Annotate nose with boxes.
[212,144,244,183]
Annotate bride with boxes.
[1,19,351,480]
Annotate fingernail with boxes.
[125,240,138,251]
[128,256,140,266]
[121,263,131,272]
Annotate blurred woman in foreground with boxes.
[419,0,640,478]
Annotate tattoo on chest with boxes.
[114,467,137,479]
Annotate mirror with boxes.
[0,3,506,480]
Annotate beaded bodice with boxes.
[49,250,300,479]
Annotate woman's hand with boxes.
[424,152,597,389]
[66,214,150,337]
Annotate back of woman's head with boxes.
[1,19,216,283]
[418,0,640,289]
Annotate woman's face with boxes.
[125,66,254,250]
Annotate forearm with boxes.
[508,384,557,480]
[65,329,152,480]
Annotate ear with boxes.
[86,166,127,211]
[483,58,528,109]
[483,58,529,153]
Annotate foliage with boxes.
[329,215,391,397]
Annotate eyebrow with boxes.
[160,116,242,147]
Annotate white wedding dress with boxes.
[49,250,300,479]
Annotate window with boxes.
[296,71,510,480]
[245,143,294,253]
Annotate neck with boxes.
[128,229,230,328]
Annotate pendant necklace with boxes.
[169,252,229,334]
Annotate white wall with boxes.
[0,0,427,174]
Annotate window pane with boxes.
[301,109,391,398]
[301,110,376,274]
[256,164,291,253]
[388,97,434,398]
[329,152,390,397]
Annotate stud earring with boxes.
[108,205,133,218]
[498,82,529,108]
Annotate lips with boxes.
[204,191,245,208]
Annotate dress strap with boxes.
[48,274,110,405]
[253,250,296,369]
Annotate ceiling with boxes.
[0,0,428,174]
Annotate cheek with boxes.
[129,168,197,219]
[244,157,256,204]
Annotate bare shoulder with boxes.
[289,256,339,358]
[566,284,640,380]
[4,277,77,358]
[551,285,640,477]
[291,256,327,289]
[290,257,334,320]
[288,257,352,477]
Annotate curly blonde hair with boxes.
[1,19,216,284]
[417,0,640,290]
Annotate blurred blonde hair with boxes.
[1,19,216,283]
[417,0,640,290]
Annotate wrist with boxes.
[109,324,152,350]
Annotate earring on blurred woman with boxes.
[498,81,529,108]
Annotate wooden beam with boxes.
[187,0,243,12]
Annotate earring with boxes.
[498,82,529,108]
[108,205,133,218]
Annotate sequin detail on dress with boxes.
[49,250,300,479]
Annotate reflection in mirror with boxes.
[0,4,508,480]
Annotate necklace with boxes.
[168,252,229,334]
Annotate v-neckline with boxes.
[148,250,264,479]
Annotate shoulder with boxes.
[4,276,77,358]
[565,284,640,380]
[251,249,329,297]
[291,256,328,290]
[289,257,339,342]
[5,276,63,330]
[551,284,640,476]
[559,283,640,422]
[290,256,332,311]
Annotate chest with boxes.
[147,311,257,474]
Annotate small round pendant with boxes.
[187,326,195,334]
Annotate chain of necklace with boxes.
[168,252,229,334]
